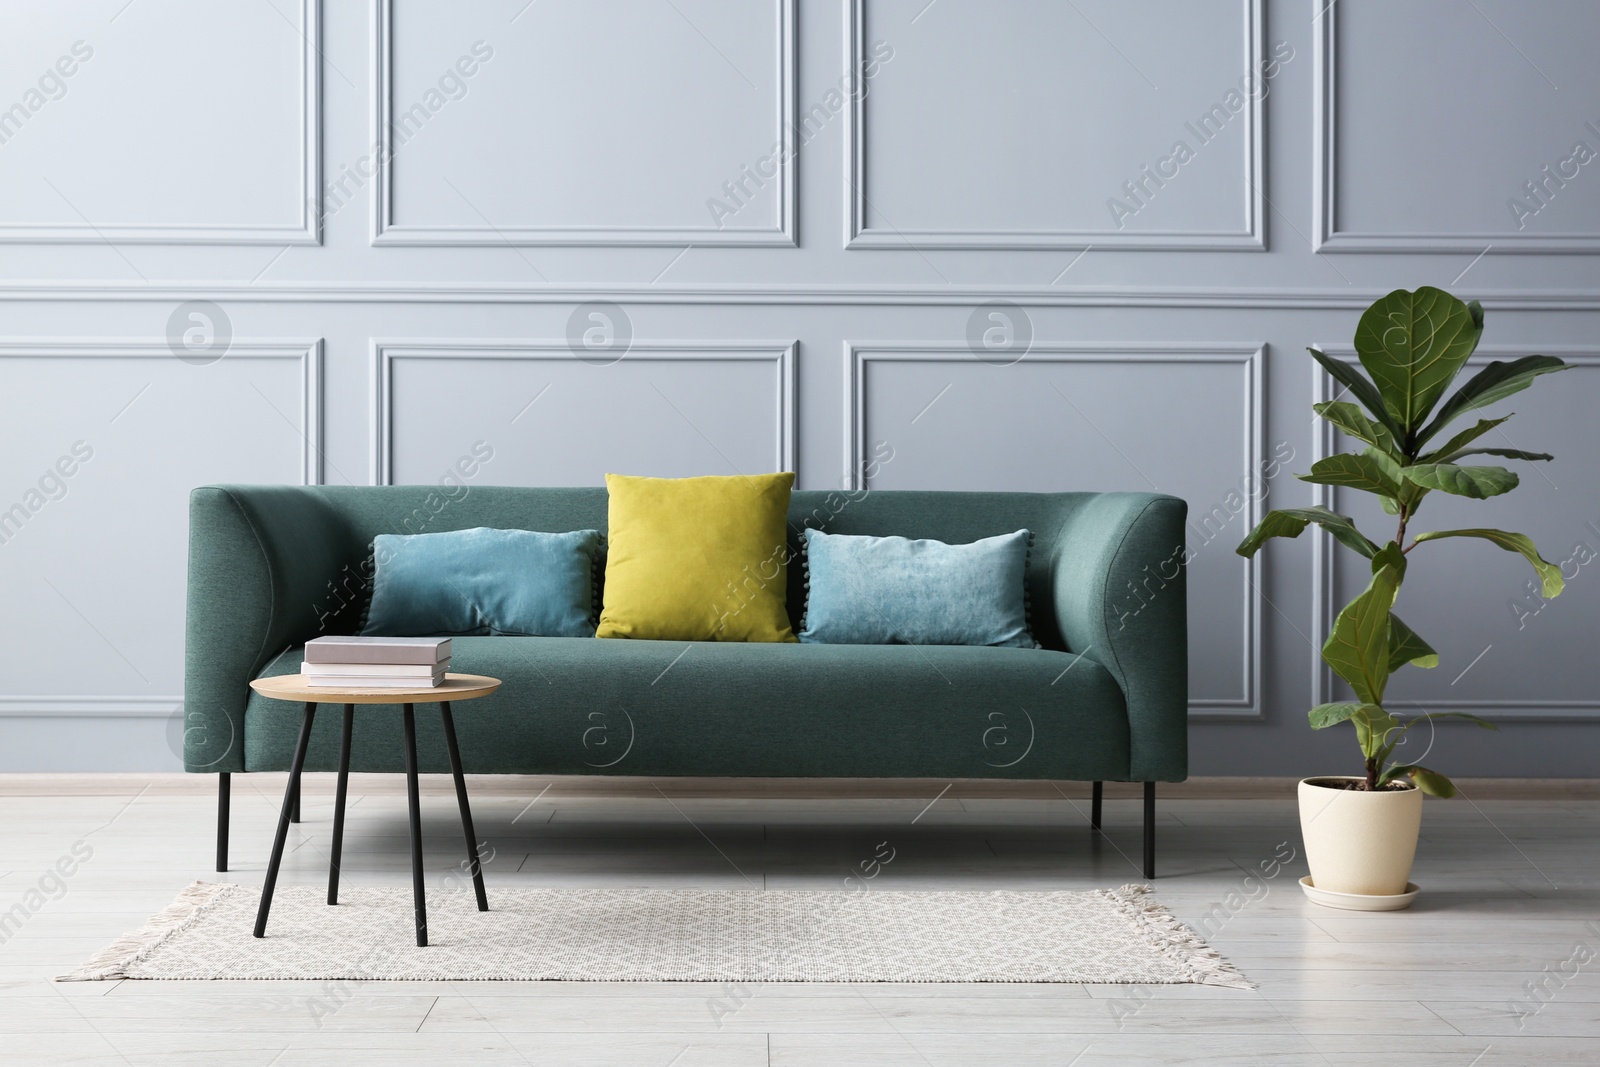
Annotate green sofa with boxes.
[187,485,1188,877]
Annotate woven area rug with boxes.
[62,881,1249,987]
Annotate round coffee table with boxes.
[246,672,501,947]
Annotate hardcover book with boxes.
[301,661,450,678]
[303,636,451,665]
[302,672,445,689]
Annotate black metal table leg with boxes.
[216,772,230,873]
[402,703,428,946]
[1143,781,1156,879]
[289,774,301,823]
[254,702,317,938]
[328,703,355,905]
[1091,781,1103,831]
[439,701,488,911]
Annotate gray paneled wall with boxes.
[0,0,1596,775]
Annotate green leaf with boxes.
[1412,529,1565,598]
[1367,448,1425,510]
[1308,702,1379,729]
[1434,447,1554,464]
[1314,400,1400,454]
[1308,347,1405,441]
[1353,287,1482,436]
[1401,463,1519,499]
[1417,415,1512,463]
[1367,446,1405,481]
[1370,540,1408,579]
[1322,559,1402,704]
[1397,481,1430,512]
[1298,452,1404,500]
[1415,356,1570,446]
[1236,506,1380,560]
[1352,705,1402,763]
[1388,614,1439,672]
[1405,766,1457,798]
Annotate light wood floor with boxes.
[1,774,1595,1065]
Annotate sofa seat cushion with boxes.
[243,637,1130,780]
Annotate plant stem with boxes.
[1365,756,1379,791]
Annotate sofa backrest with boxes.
[293,484,1092,651]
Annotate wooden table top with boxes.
[248,673,502,704]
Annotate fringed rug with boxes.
[62,881,1250,987]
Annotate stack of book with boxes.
[301,636,451,688]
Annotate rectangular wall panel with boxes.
[372,0,794,246]
[0,0,319,243]
[846,342,1265,716]
[1316,0,1600,252]
[373,340,796,486]
[848,0,1264,249]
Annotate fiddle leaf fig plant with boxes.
[1237,287,1569,795]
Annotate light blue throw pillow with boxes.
[799,528,1037,647]
[362,527,602,638]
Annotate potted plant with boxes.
[1237,286,1568,909]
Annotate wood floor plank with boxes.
[1421,998,1600,1038]
[0,1030,769,1067]
[414,991,1454,1036]
[0,992,439,1033]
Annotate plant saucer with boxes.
[1299,875,1419,911]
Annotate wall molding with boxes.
[370,338,797,485]
[370,0,795,247]
[1310,344,1600,719]
[844,340,1266,718]
[845,0,1264,251]
[1313,5,1600,253]
[4,283,1600,309]
[0,338,323,484]
[0,0,321,245]
[0,697,179,718]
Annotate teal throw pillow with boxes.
[362,527,601,638]
[799,528,1037,647]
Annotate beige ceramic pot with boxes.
[1298,776,1423,900]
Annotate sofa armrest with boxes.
[183,486,351,772]
[1052,493,1188,782]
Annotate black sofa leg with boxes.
[1091,781,1103,830]
[216,772,230,873]
[1143,781,1156,879]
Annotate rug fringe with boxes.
[1102,883,1254,990]
[56,880,238,982]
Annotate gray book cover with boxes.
[303,636,451,665]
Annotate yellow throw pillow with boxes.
[597,472,798,642]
